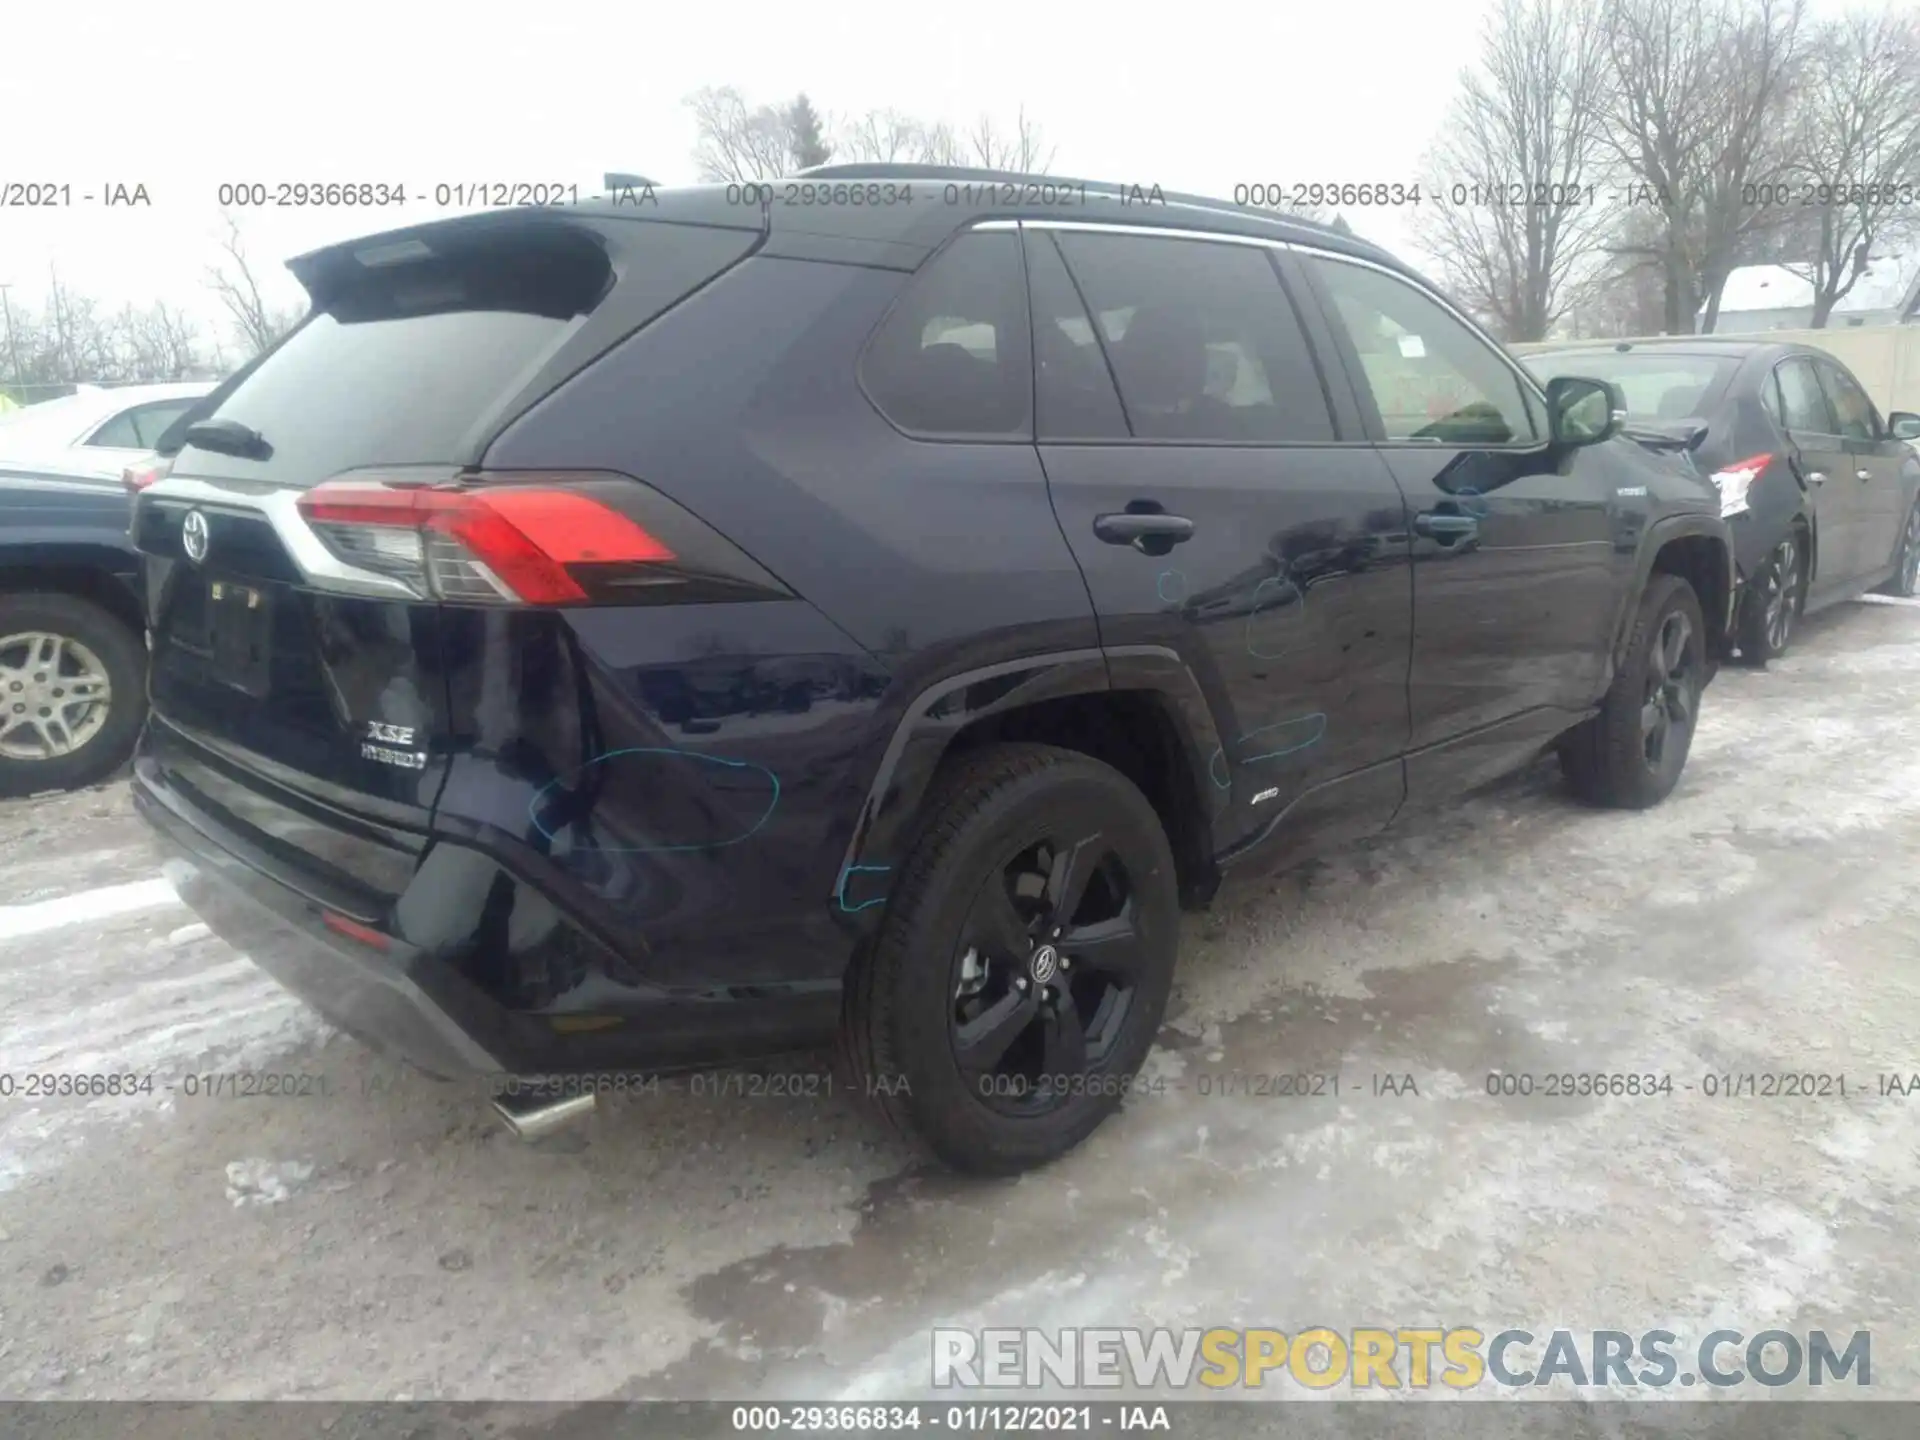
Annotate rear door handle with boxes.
[1807,470,1828,486]
[1413,511,1479,542]
[1093,512,1195,550]
[1857,468,1873,481]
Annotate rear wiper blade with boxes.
[182,417,273,461]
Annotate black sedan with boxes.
[1526,338,1920,662]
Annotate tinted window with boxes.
[90,400,198,449]
[1310,256,1539,445]
[861,232,1032,439]
[1761,371,1784,425]
[1775,359,1835,434]
[1052,233,1334,443]
[1816,360,1879,441]
[85,405,151,449]
[177,218,754,486]
[1025,232,1127,440]
[1524,353,1736,422]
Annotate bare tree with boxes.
[834,105,1053,172]
[119,302,205,379]
[1602,0,1807,334]
[1771,9,1920,325]
[1414,0,1613,341]
[687,86,797,182]
[206,212,300,359]
[1565,208,1674,335]
[835,108,931,164]
[956,108,1055,172]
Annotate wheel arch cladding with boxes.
[833,654,1223,922]
[0,560,144,638]
[1631,527,1732,667]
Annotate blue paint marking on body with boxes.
[528,747,781,853]
[1245,575,1306,658]
[836,864,893,912]
[1238,712,1327,762]
[1209,712,1330,790]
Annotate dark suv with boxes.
[130,167,1733,1174]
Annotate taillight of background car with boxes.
[122,455,173,494]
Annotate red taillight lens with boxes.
[123,456,172,494]
[297,478,677,604]
[1711,453,1773,484]
[321,910,389,950]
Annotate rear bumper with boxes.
[134,763,504,1078]
[132,747,844,1080]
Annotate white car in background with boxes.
[0,382,215,486]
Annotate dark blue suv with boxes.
[129,166,1734,1173]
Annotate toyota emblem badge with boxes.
[181,509,210,564]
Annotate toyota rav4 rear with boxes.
[132,197,892,1089]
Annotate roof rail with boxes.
[793,163,1366,245]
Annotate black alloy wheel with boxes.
[839,743,1179,1174]
[1879,500,1920,598]
[951,832,1145,1117]
[1641,606,1699,772]
[1738,531,1802,662]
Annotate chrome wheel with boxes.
[1763,535,1799,653]
[0,631,113,760]
[1640,610,1697,769]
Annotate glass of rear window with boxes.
[1525,353,1738,423]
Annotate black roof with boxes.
[295,165,1414,287]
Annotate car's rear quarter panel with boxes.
[460,250,1100,1012]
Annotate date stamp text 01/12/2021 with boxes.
[11,1068,1920,1105]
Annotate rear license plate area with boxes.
[207,579,273,696]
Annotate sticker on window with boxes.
[1398,334,1427,359]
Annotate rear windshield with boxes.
[173,216,757,486]
[1523,352,1739,422]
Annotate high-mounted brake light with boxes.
[1707,452,1772,519]
[297,478,676,604]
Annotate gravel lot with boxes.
[4,596,1920,1412]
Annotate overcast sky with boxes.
[5,0,1506,350]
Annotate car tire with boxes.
[1560,573,1706,811]
[0,592,146,799]
[1875,496,1920,598]
[1735,526,1806,664]
[839,743,1179,1175]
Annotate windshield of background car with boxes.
[1525,352,1739,422]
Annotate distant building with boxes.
[1705,252,1920,333]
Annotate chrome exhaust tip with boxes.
[491,1090,597,1141]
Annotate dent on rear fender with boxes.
[528,748,781,853]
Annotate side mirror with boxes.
[1545,375,1626,447]
[1889,411,1920,441]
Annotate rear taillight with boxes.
[1708,453,1772,518]
[299,477,673,603]
[294,470,787,607]
[123,456,172,494]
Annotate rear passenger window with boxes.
[1775,359,1835,434]
[1816,360,1879,441]
[1051,233,1335,443]
[1025,232,1128,440]
[85,407,147,449]
[861,232,1032,439]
